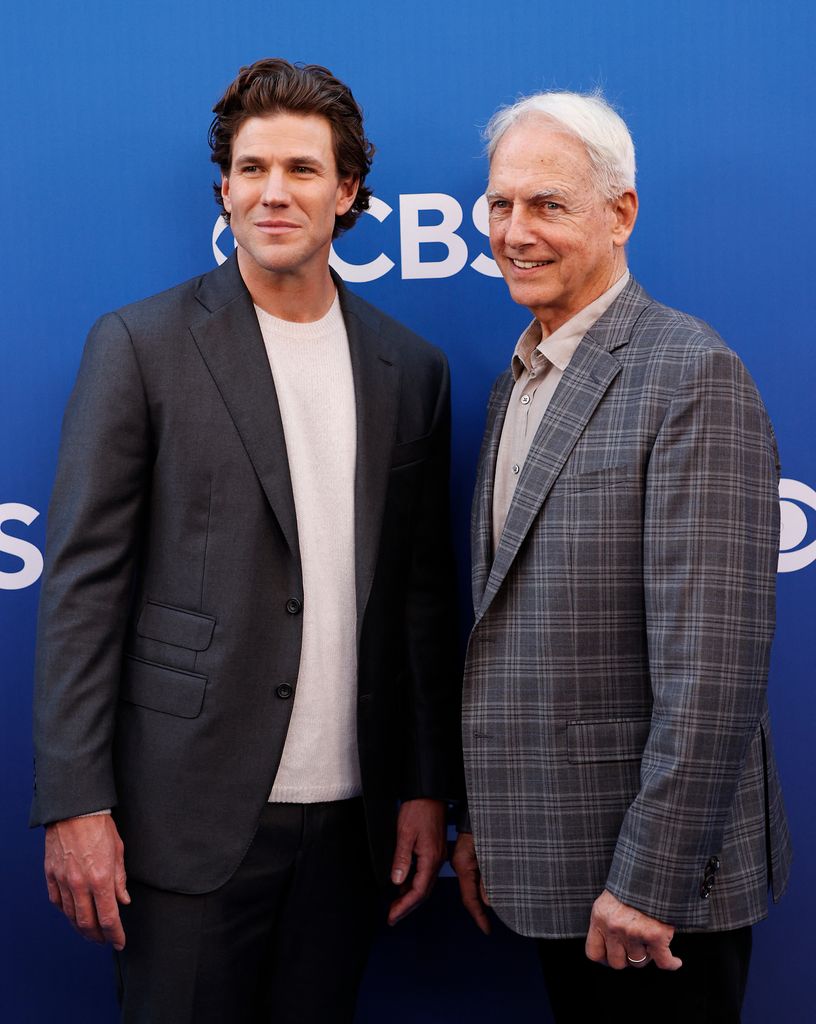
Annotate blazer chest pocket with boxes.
[390,433,432,470]
[567,717,651,763]
[119,655,207,719]
[551,464,631,495]
[136,601,215,651]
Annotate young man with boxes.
[32,59,459,1023]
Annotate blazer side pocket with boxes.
[567,717,651,763]
[391,434,432,469]
[136,601,215,651]
[120,655,207,718]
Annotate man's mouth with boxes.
[510,258,554,269]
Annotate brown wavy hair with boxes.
[209,58,374,238]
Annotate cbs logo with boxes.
[212,193,501,282]
[779,479,816,573]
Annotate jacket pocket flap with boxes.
[567,717,651,763]
[120,656,207,718]
[391,434,432,469]
[136,601,215,651]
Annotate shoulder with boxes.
[339,284,448,372]
[624,293,757,387]
[110,267,214,333]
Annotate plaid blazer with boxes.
[463,276,792,938]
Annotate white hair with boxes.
[484,90,636,201]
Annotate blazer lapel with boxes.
[189,257,300,557]
[475,276,653,622]
[471,371,513,612]
[336,280,400,635]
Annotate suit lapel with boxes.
[471,371,513,612]
[475,277,653,622]
[189,257,300,557]
[336,280,400,634]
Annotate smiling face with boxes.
[487,116,637,335]
[221,112,358,295]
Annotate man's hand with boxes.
[44,814,130,950]
[451,831,490,935]
[585,889,682,971]
[387,798,447,926]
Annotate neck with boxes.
[237,251,337,323]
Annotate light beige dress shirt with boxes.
[492,271,630,554]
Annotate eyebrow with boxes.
[528,188,567,203]
[232,153,327,171]
[485,187,568,203]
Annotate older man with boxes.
[452,91,791,1021]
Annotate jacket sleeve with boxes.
[400,350,464,802]
[604,345,779,925]
[30,312,152,826]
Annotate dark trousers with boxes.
[116,798,381,1024]
[537,927,752,1023]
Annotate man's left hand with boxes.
[387,798,447,925]
[585,889,683,971]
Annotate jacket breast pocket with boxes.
[390,434,432,470]
[552,464,631,494]
[567,717,651,763]
[136,601,215,651]
[119,655,207,719]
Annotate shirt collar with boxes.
[511,270,630,381]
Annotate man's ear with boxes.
[612,189,638,247]
[221,173,232,214]
[336,175,359,217]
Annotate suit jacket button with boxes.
[285,598,302,615]
[276,684,293,699]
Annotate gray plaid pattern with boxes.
[463,278,792,938]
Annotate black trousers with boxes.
[116,798,381,1024]
[537,927,752,1024]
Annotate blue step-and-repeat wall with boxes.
[2,1,814,1020]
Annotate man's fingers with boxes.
[390,831,415,886]
[584,926,607,965]
[114,854,131,906]
[71,890,106,944]
[93,890,126,950]
[624,946,650,968]
[455,868,491,935]
[647,940,683,971]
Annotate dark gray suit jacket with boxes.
[31,255,460,893]
[464,277,791,937]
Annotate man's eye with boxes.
[489,200,509,212]
[293,166,314,175]
[241,165,260,174]
[545,202,561,211]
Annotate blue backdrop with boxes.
[2,1,814,1020]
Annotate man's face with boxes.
[487,117,636,334]
[221,112,358,286]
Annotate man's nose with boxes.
[261,170,290,205]
[503,206,535,249]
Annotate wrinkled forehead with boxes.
[488,119,597,197]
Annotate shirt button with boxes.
[520,394,531,405]
[529,371,537,379]
[512,464,520,475]
[276,683,293,699]
[285,598,302,615]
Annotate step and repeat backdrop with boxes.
[2,1,814,1020]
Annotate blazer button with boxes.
[276,684,293,700]
[285,598,302,615]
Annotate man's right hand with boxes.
[44,814,130,950]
